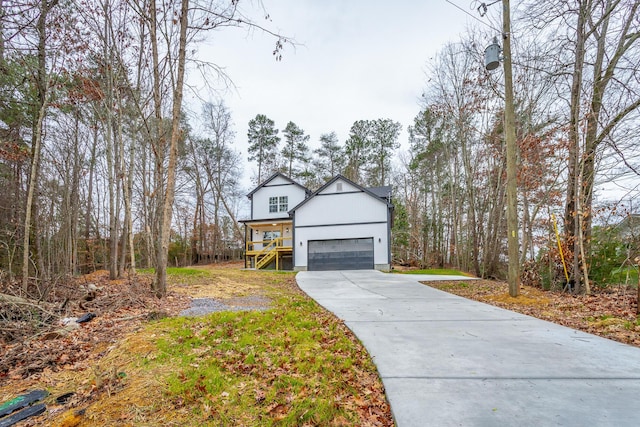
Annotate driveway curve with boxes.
[296,270,640,427]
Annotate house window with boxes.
[279,196,288,212]
[269,197,278,213]
[269,196,288,212]
[264,230,281,242]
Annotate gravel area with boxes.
[180,296,271,317]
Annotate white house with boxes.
[240,173,393,271]
[241,172,309,270]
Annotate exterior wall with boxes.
[251,179,306,220]
[295,191,387,227]
[293,178,390,270]
[293,222,389,269]
[318,179,361,195]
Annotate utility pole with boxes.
[502,0,519,297]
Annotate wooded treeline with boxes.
[247,115,401,189]
[0,0,288,296]
[0,0,639,296]
[391,0,640,291]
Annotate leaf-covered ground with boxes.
[426,280,640,347]
[0,264,393,426]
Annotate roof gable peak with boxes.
[247,172,310,199]
[289,174,392,212]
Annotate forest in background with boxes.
[1,0,639,297]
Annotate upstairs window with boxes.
[279,196,288,212]
[269,196,288,213]
[269,197,278,213]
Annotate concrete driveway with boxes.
[296,270,640,427]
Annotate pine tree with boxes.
[344,120,373,184]
[281,121,310,178]
[247,114,280,183]
[367,118,401,186]
[313,131,344,181]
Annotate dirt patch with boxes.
[179,295,271,316]
[173,262,273,316]
[171,263,265,299]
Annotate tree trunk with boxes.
[69,108,81,276]
[0,0,4,63]
[460,126,480,276]
[103,1,119,280]
[22,0,55,290]
[22,103,46,291]
[154,0,189,297]
[564,0,587,291]
[85,126,98,272]
[126,133,136,274]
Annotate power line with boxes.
[443,0,501,32]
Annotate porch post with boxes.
[243,224,248,268]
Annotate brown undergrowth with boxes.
[0,271,191,380]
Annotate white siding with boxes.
[318,180,361,195]
[293,177,390,270]
[252,183,306,220]
[295,191,386,226]
[268,175,291,186]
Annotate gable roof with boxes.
[367,185,392,201]
[289,174,393,213]
[246,172,310,199]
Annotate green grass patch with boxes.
[624,318,640,330]
[137,267,211,277]
[431,281,470,291]
[138,280,385,425]
[396,268,469,276]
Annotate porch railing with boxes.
[246,237,292,269]
[246,237,293,252]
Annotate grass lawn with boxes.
[1,264,392,426]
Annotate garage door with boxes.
[308,238,374,271]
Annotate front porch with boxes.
[243,220,293,270]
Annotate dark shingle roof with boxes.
[367,186,392,200]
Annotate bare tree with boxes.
[526,0,640,292]
[21,0,60,291]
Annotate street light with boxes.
[484,0,519,297]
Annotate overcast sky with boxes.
[187,0,480,187]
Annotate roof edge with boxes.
[246,172,310,199]
[288,174,393,213]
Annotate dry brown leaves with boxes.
[428,280,640,347]
[0,270,191,381]
[0,264,393,427]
